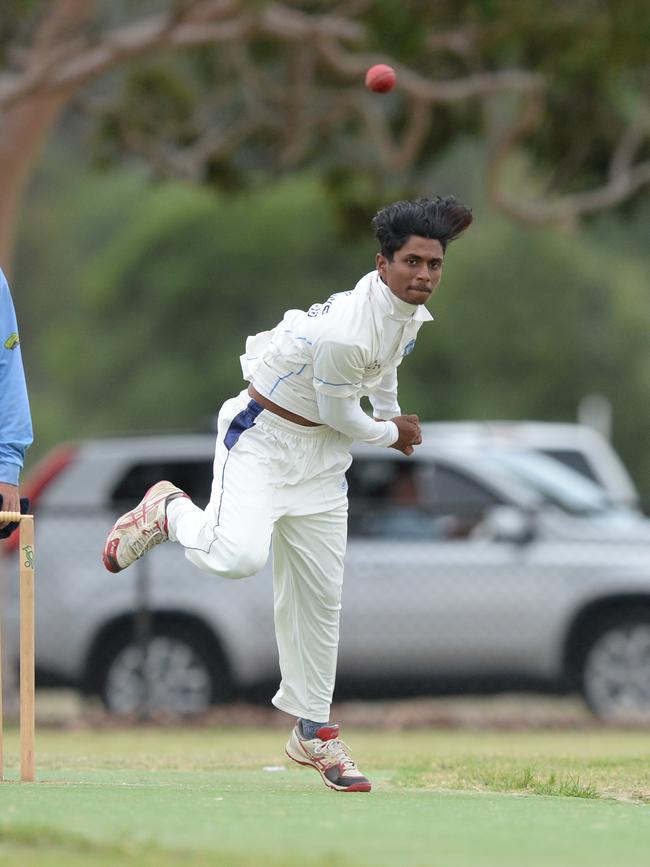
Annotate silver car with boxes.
[3,433,650,722]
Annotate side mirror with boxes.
[478,505,536,545]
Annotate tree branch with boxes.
[609,116,649,180]
[317,38,543,102]
[487,94,650,226]
[356,94,432,173]
[32,0,93,51]
[1,0,649,241]
[260,2,364,42]
[0,0,245,107]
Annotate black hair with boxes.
[371,196,473,259]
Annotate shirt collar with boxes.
[370,271,434,323]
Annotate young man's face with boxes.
[376,235,444,306]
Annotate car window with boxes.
[538,448,598,484]
[478,448,614,515]
[111,460,213,509]
[346,459,501,540]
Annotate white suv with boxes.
[419,421,640,509]
[3,432,650,722]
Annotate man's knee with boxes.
[215,540,270,580]
[219,550,268,580]
[185,536,270,580]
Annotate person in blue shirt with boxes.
[0,268,33,535]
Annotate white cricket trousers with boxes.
[166,389,352,721]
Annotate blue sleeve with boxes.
[0,269,33,484]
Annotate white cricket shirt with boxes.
[240,270,433,446]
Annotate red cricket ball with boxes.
[365,64,396,94]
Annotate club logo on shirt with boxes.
[306,290,352,317]
[3,332,19,350]
[365,360,381,372]
[403,339,416,356]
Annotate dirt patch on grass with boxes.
[31,689,606,731]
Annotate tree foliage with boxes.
[4,2,650,506]
[88,0,650,228]
[1,1,650,267]
[17,156,650,502]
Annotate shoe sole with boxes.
[285,747,372,792]
[102,536,122,573]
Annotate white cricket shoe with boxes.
[103,480,188,573]
[285,724,372,792]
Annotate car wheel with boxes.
[96,621,228,716]
[581,615,650,723]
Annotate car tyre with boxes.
[581,613,650,724]
[94,619,230,716]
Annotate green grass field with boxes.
[1,726,649,866]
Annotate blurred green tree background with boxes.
[15,138,650,505]
[3,1,650,505]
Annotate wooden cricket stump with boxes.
[0,512,36,783]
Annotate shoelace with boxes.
[314,737,358,772]
[127,524,165,560]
